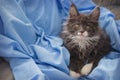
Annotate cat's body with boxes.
[60,4,111,78]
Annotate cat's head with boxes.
[66,4,100,38]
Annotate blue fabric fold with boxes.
[0,0,120,80]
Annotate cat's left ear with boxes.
[90,6,100,20]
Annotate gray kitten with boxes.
[60,4,111,78]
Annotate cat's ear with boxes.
[90,6,100,20]
[69,3,79,17]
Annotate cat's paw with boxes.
[70,70,81,78]
[81,62,93,75]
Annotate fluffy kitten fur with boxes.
[60,4,111,77]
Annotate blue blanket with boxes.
[0,0,120,80]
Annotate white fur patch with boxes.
[70,70,81,78]
[81,62,93,75]
[71,35,100,52]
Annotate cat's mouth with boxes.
[79,34,86,37]
[72,35,87,41]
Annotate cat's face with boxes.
[66,4,100,38]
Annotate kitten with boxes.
[60,4,111,78]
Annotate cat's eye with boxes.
[74,24,79,29]
[86,26,90,29]
[71,24,79,30]
[75,24,79,27]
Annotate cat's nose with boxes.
[80,31,84,33]
[77,31,84,35]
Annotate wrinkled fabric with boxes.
[0,0,120,80]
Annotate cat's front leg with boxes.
[70,62,93,78]
[70,70,81,78]
[80,62,93,75]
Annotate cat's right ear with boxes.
[69,3,79,17]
